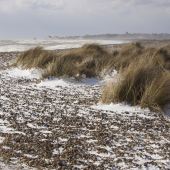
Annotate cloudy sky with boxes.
[0,0,170,39]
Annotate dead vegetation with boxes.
[102,43,170,112]
[10,44,111,79]
[10,46,56,69]
[10,42,170,112]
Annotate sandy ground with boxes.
[0,40,170,169]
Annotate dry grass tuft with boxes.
[102,43,170,112]
[140,72,170,111]
[151,45,170,70]
[80,43,107,55]
[106,42,144,71]
[102,59,159,104]
[10,44,113,79]
[101,55,170,112]
[42,53,79,79]
[10,44,112,80]
[10,46,55,69]
[10,42,170,112]
[42,43,112,79]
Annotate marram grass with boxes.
[10,43,170,112]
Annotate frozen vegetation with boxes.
[0,40,170,169]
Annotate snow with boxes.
[37,77,70,87]
[0,39,128,52]
[39,130,52,133]
[53,148,64,155]
[6,67,42,79]
[0,39,170,170]
[0,137,5,143]
[23,154,38,159]
[73,165,87,169]
[91,102,151,115]
[5,67,118,88]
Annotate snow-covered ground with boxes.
[0,44,170,169]
[0,39,128,52]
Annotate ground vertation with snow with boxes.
[0,39,128,52]
[0,44,170,169]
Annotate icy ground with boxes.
[0,39,128,52]
[0,52,170,169]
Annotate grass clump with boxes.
[10,46,55,69]
[140,72,170,111]
[101,44,170,112]
[42,43,111,79]
[10,42,170,112]
[75,43,111,78]
[102,59,158,104]
[11,43,112,80]
[106,42,144,71]
[42,52,80,79]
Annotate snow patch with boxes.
[0,137,5,144]
[0,39,128,52]
[91,102,150,114]
[6,67,42,79]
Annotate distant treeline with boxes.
[46,33,170,40]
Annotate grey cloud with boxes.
[132,0,154,6]
[30,2,65,10]
[132,0,170,7]
[0,0,170,40]
[156,1,170,7]
[0,0,66,12]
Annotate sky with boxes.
[0,0,170,40]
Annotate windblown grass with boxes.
[11,44,112,79]
[106,42,144,71]
[75,43,112,78]
[140,72,170,111]
[10,42,170,112]
[42,52,80,79]
[102,59,161,103]
[42,43,111,79]
[10,46,56,69]
[101,45,170,112]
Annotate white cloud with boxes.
[30,0,66,10]
[0,0,170,39]
[0,0,66,12]
[0,0,170,14]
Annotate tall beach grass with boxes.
[101,43,170,112]
[10,42,170,112]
